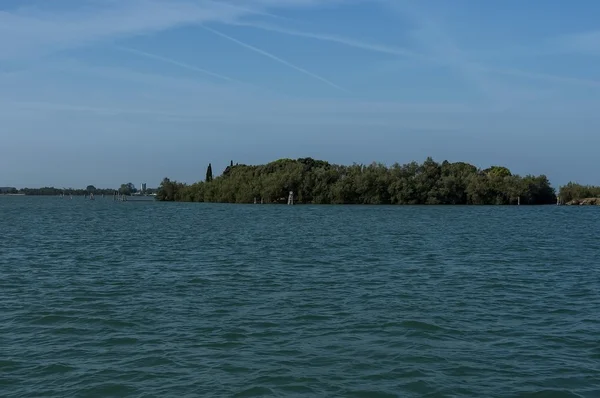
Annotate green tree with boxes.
[156,178,185,201]
[119,182,136,196]
[484,166,512,178]
[206,163,213,182]
[156,157,559,206]
[559,182,600,202]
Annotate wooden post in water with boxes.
[288,191,294,205]
[557,195,560,206]
[517,197,520,206]
[254,197,257,204]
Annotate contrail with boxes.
[233,21,424,60]
[201,25,350,93]
[115,46,242,84]
[236,21,600,91]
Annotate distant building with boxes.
[141,183,147,193]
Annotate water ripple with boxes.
[1,198,599,397]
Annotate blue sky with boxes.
[1,0,599,188]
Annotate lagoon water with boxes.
[1,196,599,397]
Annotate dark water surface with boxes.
[1,197,599,397]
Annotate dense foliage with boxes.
[206,163,213,183]
[157,157,558,205]
[559,182,600,203]
[118,183,137,196]
[0,187,18,194]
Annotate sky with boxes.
[1,0,599,189]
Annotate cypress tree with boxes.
[206,163,213,182]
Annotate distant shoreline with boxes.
[2,194,599,206]
[0,193,157,200]
[4,158,599,205]
[0,184,157,198]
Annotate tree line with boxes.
[17,187,115,196]
[4,184,156,196]
[559,182,600,203]
[156,157,570,205]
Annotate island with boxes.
[154,157,599,205]
[4,158,598,205]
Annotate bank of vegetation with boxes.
[559,182,600,204]
[2,184,156,196]
[5,158,597,205]
[156,157,564,205]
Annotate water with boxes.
[1,197,599,397]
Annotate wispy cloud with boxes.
[236,19,600,93]
[0,1,235,59]
[0,58,474,129]
[115,46,243,84]
[1,97,468,130]
[467,30,600,60]
[204,0,286,21]
[249,7,515,107]
[34,59,266,101]
[0,0,336,61]
[391,2,600,94]
[484,66,600,88]
[231,20,425,59]
[386,1,520,109]
[201,24,350,93]
[555,30,600,56]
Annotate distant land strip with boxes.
[4,158,599,205]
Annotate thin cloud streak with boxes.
[115,46,243,84]
[206,0,289,21]
[0,0,320,61]
[0,0,243,60]
[234,19,600,91]
[389,0,600,93]
[232,20,426,59]
[201,24,350,93]
[3,99,465,129]
[387,1,511,107]
[488,67,600,88]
